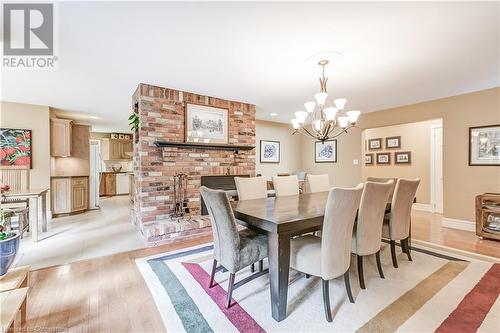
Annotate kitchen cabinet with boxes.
[100,173,131,196]
[50,119,73,157]
[51,176,88,216]
[116,174,129,194]
[101,139,133,160]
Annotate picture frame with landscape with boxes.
[185,103,228,144]
[315,140,337,163]
[260,140,280,163]
[469,124,500,166]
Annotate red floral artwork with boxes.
[0,128,32,168]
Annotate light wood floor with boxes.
[21,213,498,333]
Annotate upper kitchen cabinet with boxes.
[101,138,133,160]
[50,118,73,157]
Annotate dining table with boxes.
[2,188,49,243]
[233,191,402,322]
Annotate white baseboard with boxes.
[442,217,475,232]
[412,203,433,212]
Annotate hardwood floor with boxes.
[21,212,498,333]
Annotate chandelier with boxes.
[291,59,360,142]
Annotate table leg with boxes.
[29,197,39,242]
[41,193,48,232]
[267,232,291,322]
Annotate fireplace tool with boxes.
[171,173,191,221]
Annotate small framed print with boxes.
[386,136,401,149]
[395,151,412,164]
[260,140,280,163]
[469,124,500,166]
[315,140,337,163]
[365,153,374,165]
[368,138,382,150]
[376,153,391,165]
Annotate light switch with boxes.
[353,159,359,165]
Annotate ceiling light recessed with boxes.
[270,113,278,116]
[89,115,98,119]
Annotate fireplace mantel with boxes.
[154,140,255,153]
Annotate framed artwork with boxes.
[376,152,391,165]
[469,125,500,166]
[395,151,412,164]
[386,136,401,149]
[185,103,229,144]
[260,140,280,163]
[0,128,32,169]
[315,140,337,163]
[368,138,382,150]
[365,153,374,165]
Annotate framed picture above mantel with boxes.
[185,103,229,144]
[469,124,500,166]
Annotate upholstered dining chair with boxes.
[366,177,398,201]
[199,186,269,309]
[382,178,420,268]
[234,176,268,201]
[305,174,331,193]
[289,184,364,322]
[352,180,394,289]
[272,175,299,197]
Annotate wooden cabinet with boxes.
[100,173,116,196]
[50,119,73,157]
[101,139,133,160]
[51,176,88,216]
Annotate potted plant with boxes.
[0,194,21,276]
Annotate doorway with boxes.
[430,125,443,213]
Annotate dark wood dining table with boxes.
[233,191,401,322]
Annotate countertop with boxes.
[51,175,89,178]
[100,171,133,174]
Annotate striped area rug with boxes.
[136,243,499,333]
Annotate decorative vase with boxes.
[0,232,20,276]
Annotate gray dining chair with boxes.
[382,178,420,268]
[289,184,364,322]
[366,177,397,201]
[352,180,394,289]
[199,186,269,309]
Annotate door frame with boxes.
[430,124,443,213]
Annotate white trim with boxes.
[430,124,443,213]
[412,239,500,263]
[412,203,434,212]
[442,217,475,232]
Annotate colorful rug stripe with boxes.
[147,245,214,333]
[183,262,266,333]
[435,263,500,333]
[355,261,470,333]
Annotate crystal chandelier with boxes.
[291,60,360,142]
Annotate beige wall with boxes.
[255,120,303,178]
[0,101,51,191]
[362,119,442,204]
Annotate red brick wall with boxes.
[132,83,256,241]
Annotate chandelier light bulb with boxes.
[291,118,301,129]
[334,98,347,110]
[338,116,349,128]
[304,101,316,113]
[294,111,308,124]
[346,110,361,123]
[314,92,328,106]
[323,107,338,121]
[313,120,322,131]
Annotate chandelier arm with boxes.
[328,124,357,139]
[293,128,319,140]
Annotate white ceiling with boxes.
[2,1,499,132]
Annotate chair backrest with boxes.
[272,175,299,197]
[234,176,267,201]
[320,184,364,280]
[277,173,290,177]
[0,168,30,190]
[355,180,394,255]
[389,178,420,240]
[293,171,307,181]
[199,186,240,272]
[366,177,397,201]
[305,174,330,193]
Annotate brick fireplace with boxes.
[132,83,256,245]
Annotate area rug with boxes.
[136,243,499,333]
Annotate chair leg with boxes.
[344,271,354,303]
[209,259,217,288]
[357,255,365,289]
[225,273,235,309]
[405,238,413,262]
[375,251,385,279]
[390,240,398,268]
[322,279,333,322]
[259,259,264,272]
[401,239,407,253]
[250,263,255,273]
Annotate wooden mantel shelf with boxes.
[154,140,255,152]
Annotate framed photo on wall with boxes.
[386,136,401,149]
[365,153,374,165]
[469,124,500,166]
[185,103,228,144]
[0,128,32,169]
[368,138,382,150]
[395,151,412,164]
[376,152,391,165]
[315,140,337,163]
[260,140,280,163]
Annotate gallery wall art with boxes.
[0,128,32,168]
[185,103,229,144]
[315,140,337,163]
[469,124,500,166]
[395,151,412,164]
[260,140,280,163]
[376,152,391,165]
